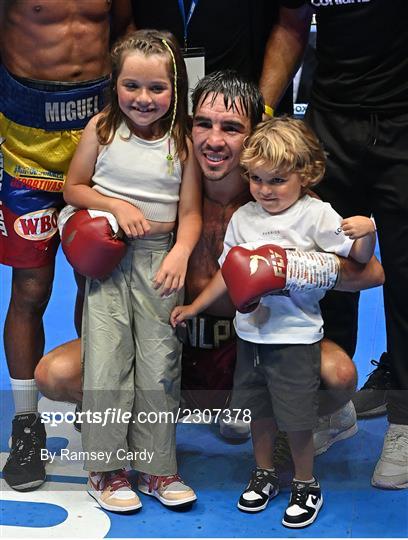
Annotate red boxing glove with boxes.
[61,210,127,279]
[221,244,288,313]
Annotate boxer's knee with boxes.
[318,339,357,415]
[34,356,69,401]
[320,338,357,391]
[35,340,82,403]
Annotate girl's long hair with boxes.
[96,29,189,160]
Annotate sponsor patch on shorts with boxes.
[13,208,58,241]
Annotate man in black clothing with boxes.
[131,0,293,114]
[260,0,408,489]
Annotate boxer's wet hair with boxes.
[191,70,264,129]
[240,116,326,188]
[97,29,189,160]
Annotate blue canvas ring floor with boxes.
[1,245,407,538]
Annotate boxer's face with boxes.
[192,93,251,181]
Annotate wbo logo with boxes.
[14,208,58,241]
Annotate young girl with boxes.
[63,30,202,513]
[171,117,376,528]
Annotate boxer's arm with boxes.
[259,5,312,111]
[348,233,376,264]
[334,255,384,292]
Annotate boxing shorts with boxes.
[0,65,109,268]
[180,314,237,411]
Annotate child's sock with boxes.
[293,476,317,484]
[257,466,276,473]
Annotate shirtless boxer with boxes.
[184,72,383,445]
[35,71,384,450]
[0,0,132,491]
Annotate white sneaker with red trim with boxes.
[88,470,142,512]
[138,473,197,507]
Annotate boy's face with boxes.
[248,165,308,215]
[192,92,251,181]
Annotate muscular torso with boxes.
[186,189,251,318]
[1,0,112,81]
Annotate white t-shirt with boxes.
[218,195,354,344]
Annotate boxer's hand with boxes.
[153,245,189,297]
[221,244,288,313]
[111,199,151,238]
[341,216,375,239]
[61,209,127,279]
[170,304,197,328]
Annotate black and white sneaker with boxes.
[282,479,323,528]
[237,468,279,512]
[2,413,47,491]
[352,353,394,418]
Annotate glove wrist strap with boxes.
[284,250,339,292]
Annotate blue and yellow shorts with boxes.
[0,66,109,268]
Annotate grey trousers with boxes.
[81,234,182,474]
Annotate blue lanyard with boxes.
[178,0,199,48]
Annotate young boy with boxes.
[171,116,376,528]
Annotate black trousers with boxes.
[306,106,408,423]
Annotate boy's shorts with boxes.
[229,338,321,432]
[0,66,109,268]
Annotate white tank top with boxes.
[92,122,182,222]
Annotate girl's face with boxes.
[116,51,172,137]
[248,165,308,215]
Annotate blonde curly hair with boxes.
[240,116,326,188]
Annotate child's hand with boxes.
[341,216,375,240]
[170,304,197,328]
[111,200,151,238]
[153,245,189,297]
